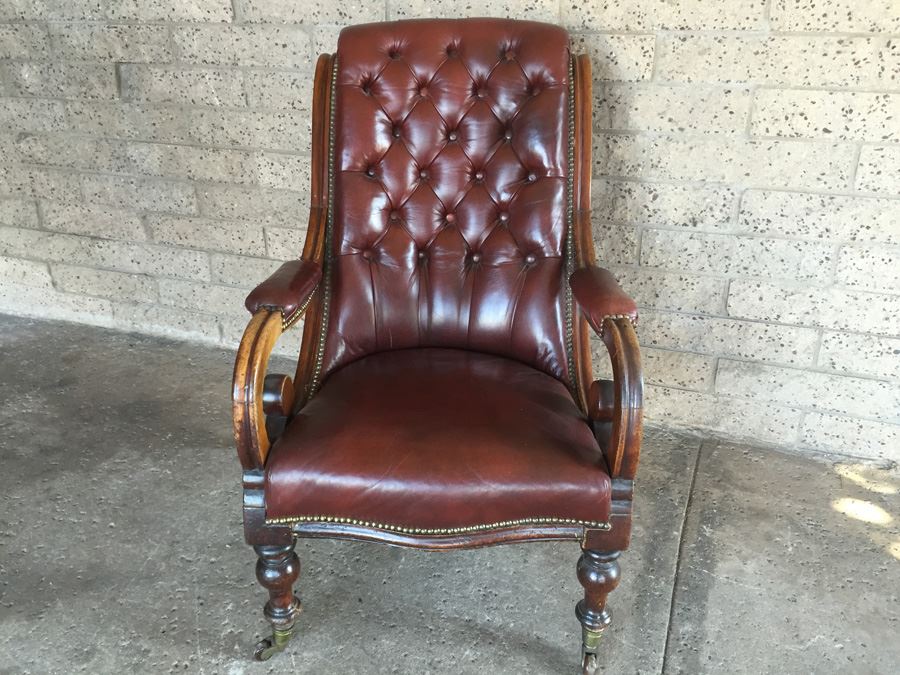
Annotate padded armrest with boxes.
[245,259,322,318]
[569,265,638,335]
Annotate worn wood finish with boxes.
[232,310,284,470]
[576,550,621,673]
[294,53,334,408]
[262,374,294,416]
[600,317,643,479]
[252,542,302,661]
[572,52,596,416]
[262,373,294,442]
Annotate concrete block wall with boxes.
[0,1,897,462]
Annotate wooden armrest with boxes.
[569,265,642,479]
[232,309,305,471]
[586,318,643,480]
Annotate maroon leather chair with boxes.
[232,18,642,673]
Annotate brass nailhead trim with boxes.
[280,282,320,331]
[598,314,638,337]
[564,55,577,396]
[309,57,339,395]
[265,514,612,534]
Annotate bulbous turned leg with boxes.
[575,550,621,674]
[253,541,302,661]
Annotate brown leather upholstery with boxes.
[245,259,322,317]
[570,265,638,334]
[322,19,572,383]
[265,348,611,528]
[259,19,630,532]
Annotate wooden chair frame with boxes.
[232,52,642,672]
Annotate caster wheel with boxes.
[253,637,278,661]
[253,624,295,661]
[582,652,599,674]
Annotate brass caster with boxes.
[253,627,295,661]
[253,637,279,661]
[580,626,603,673]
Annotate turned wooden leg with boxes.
[253,541,302,661]
[575,550,621,674]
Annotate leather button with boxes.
[448,130,458,141]
[473,170,484,182]
[445,213,456,224]
[389,48,400,60]
[498,212,509,223]
[392,126,402,138]
[417,250,427,260]
[418,86,429,97]
[476,87,487,98]
[526,172,537,182]
[504,128,513,141]
[366,166,376,177]
[419,169,429,180]
[504,49,515,61]
[471,252,482,263]
[525,254,536,264]
[362,249,373,260]
[446,45,458,57]
[389,210,400,221]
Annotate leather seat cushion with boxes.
[265,348,611,529]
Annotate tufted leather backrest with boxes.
[320,18,572,384]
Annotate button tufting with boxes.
[325,21,572,387]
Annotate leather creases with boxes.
[322,19,573,384]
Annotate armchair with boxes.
[231,19,643,673]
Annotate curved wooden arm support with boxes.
[233,308,308,471]
[588,317,643,480]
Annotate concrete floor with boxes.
[0,315,898,674]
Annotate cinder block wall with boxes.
[0,1,898,462]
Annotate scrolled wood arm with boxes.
[232,301,314,471]
[590,318,643,479]
[570,267,643,480]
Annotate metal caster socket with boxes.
[253,626,295,661]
